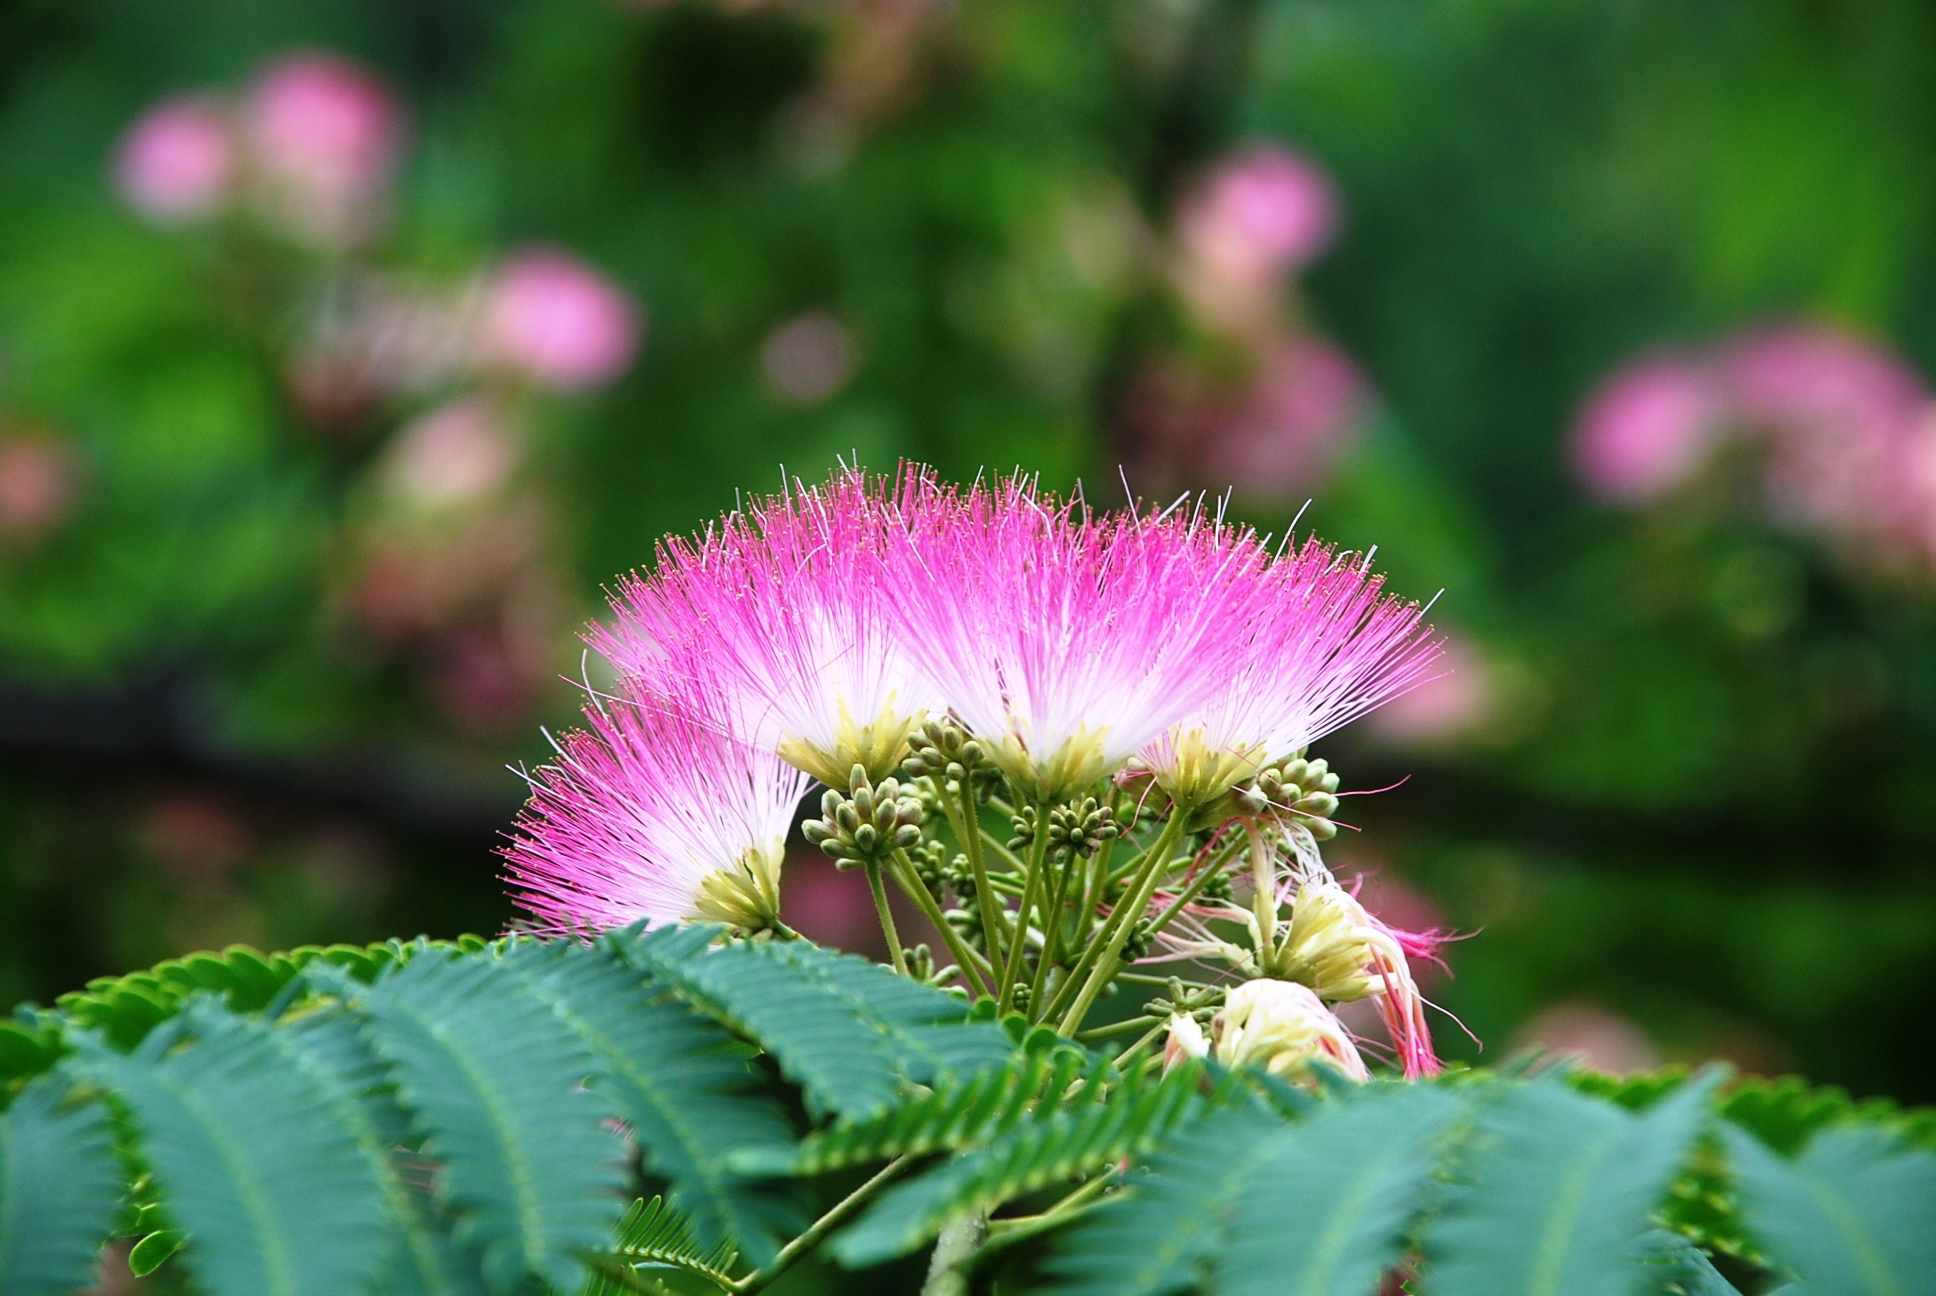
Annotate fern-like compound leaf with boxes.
[1042,1101,1287,1296]
[505,938,804,1264]
[1423,1069,1720,1296]
[355,948,629,1295]
[583,1196,740,1295]
[0,1074,122,1296]
[620,927,1010,1120]
[65,1000,392,1296]
[1221,1082,1467,1296]
[831,1059,1208,1266]
[276,1004,490,1296]
[1723,1121,1936,1296]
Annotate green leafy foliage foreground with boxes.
[2,930,1932,1296]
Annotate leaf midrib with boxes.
[1524,1124,1623,1296]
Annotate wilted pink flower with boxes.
[382,398,519,509]
[597,468,941,787]
[0,433,81,538]
[893,475,1283,801]
[1570,353,1725,504]
[1197,336,1370,499]
[762,310,854,404]
[243,53,403,246]
[482,248,641,390]
[504,684,811,933]
[1180,143,1339,279]
[114,96,235,221]
[1365,633,1491,746]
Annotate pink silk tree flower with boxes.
[481,248,642,391]
[1179,143,1339,280]
[596,468,942,788]
[1142,538,1442,807]
[114,95,236,222]
[1569,353,1726,504]
[892,474,1278,803]
[503,684,811,934]
[243,52,404,247]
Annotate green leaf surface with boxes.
[0,1074,122,1296]
[1723,1122,1936,1296]
[1425,1070,1720,1296]
[277,1005,490,1296]
[1222,1082,1466,1296]
[832,1060,1207,1267]
[506,938,804,1265]
[66,1001,390,1296]
[358,949,629,1295]
[1636,1229,1741,1296]
[1042,1102,1286,1296]
[620,927,1011,1120]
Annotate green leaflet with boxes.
[0,1074,122,1296]
[1042,1102,1288,1296]
[742,1049,1090,1179]
[619,926,1011,1120]
[582,1196,740,1296]
[504,938,805,1265]
[1221,1082,1467,1296]
[355,949,629,1295]
[1723,1122,1936,1296]
[276,1005,490,1296]
[1636,1229,1742,1296]
[831,1059,1209,1267]
[65,1000,392,1296]
[1424,1069,1721,1296]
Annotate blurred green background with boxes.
[3,0,1934,1127]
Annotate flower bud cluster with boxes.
[1046,796,1121,860]
[901,717,982,780]
[802,764,925,866]
[1228,754,1342,838]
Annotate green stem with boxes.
[1028,851,1078,1019]
[1144,837,1242,937]
[890,848,993,998]
[1056,810,1190,1035]
[997,829,1051,1014]
[1113,1022,1170,1070]
[978,829,1027,876]
[983,1171,1117,1239]
[865,861,909,977]
[731,1155,915,1294]
[919,1210,986,1296]
[947,783,1007,971]
[1075,1014,1158,1042]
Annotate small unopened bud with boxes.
[1212,978,1367,1082]
[894,824,923,848]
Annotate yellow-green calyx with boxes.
[690,843,785,932]
[1155,730,1269,811]
[990,724,1115,804]
[778,699,925,789]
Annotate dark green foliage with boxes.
[619,926,1011,1120]
[1723,1123,1936,1296]
[582,1196,740,1296]
[1042,1103,1288,1296]
[505,938,805,1265]
[1424,1070,1721,1296]
[830,1060,1211,1266]
[352,949,629,1295]
[0,1074,122,1296]
[67,1000,393,1296]
[1220,1083,1466,1296]
[11,934,1934,1295]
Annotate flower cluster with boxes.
[503,464,1451,1074]
[1571,321,1936,575]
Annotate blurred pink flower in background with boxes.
[1367,633,1490,746]
[382,398,519,510]
[113,96,235,221]
[482,248,642,390]
[761,309,855,404]
[1179,143,1338,279]
[243,53,404,247]
[0,432,81,540]
[1569,353,1724,504]
[1514,1000,1660,1073]
[1197,335,1370,498]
